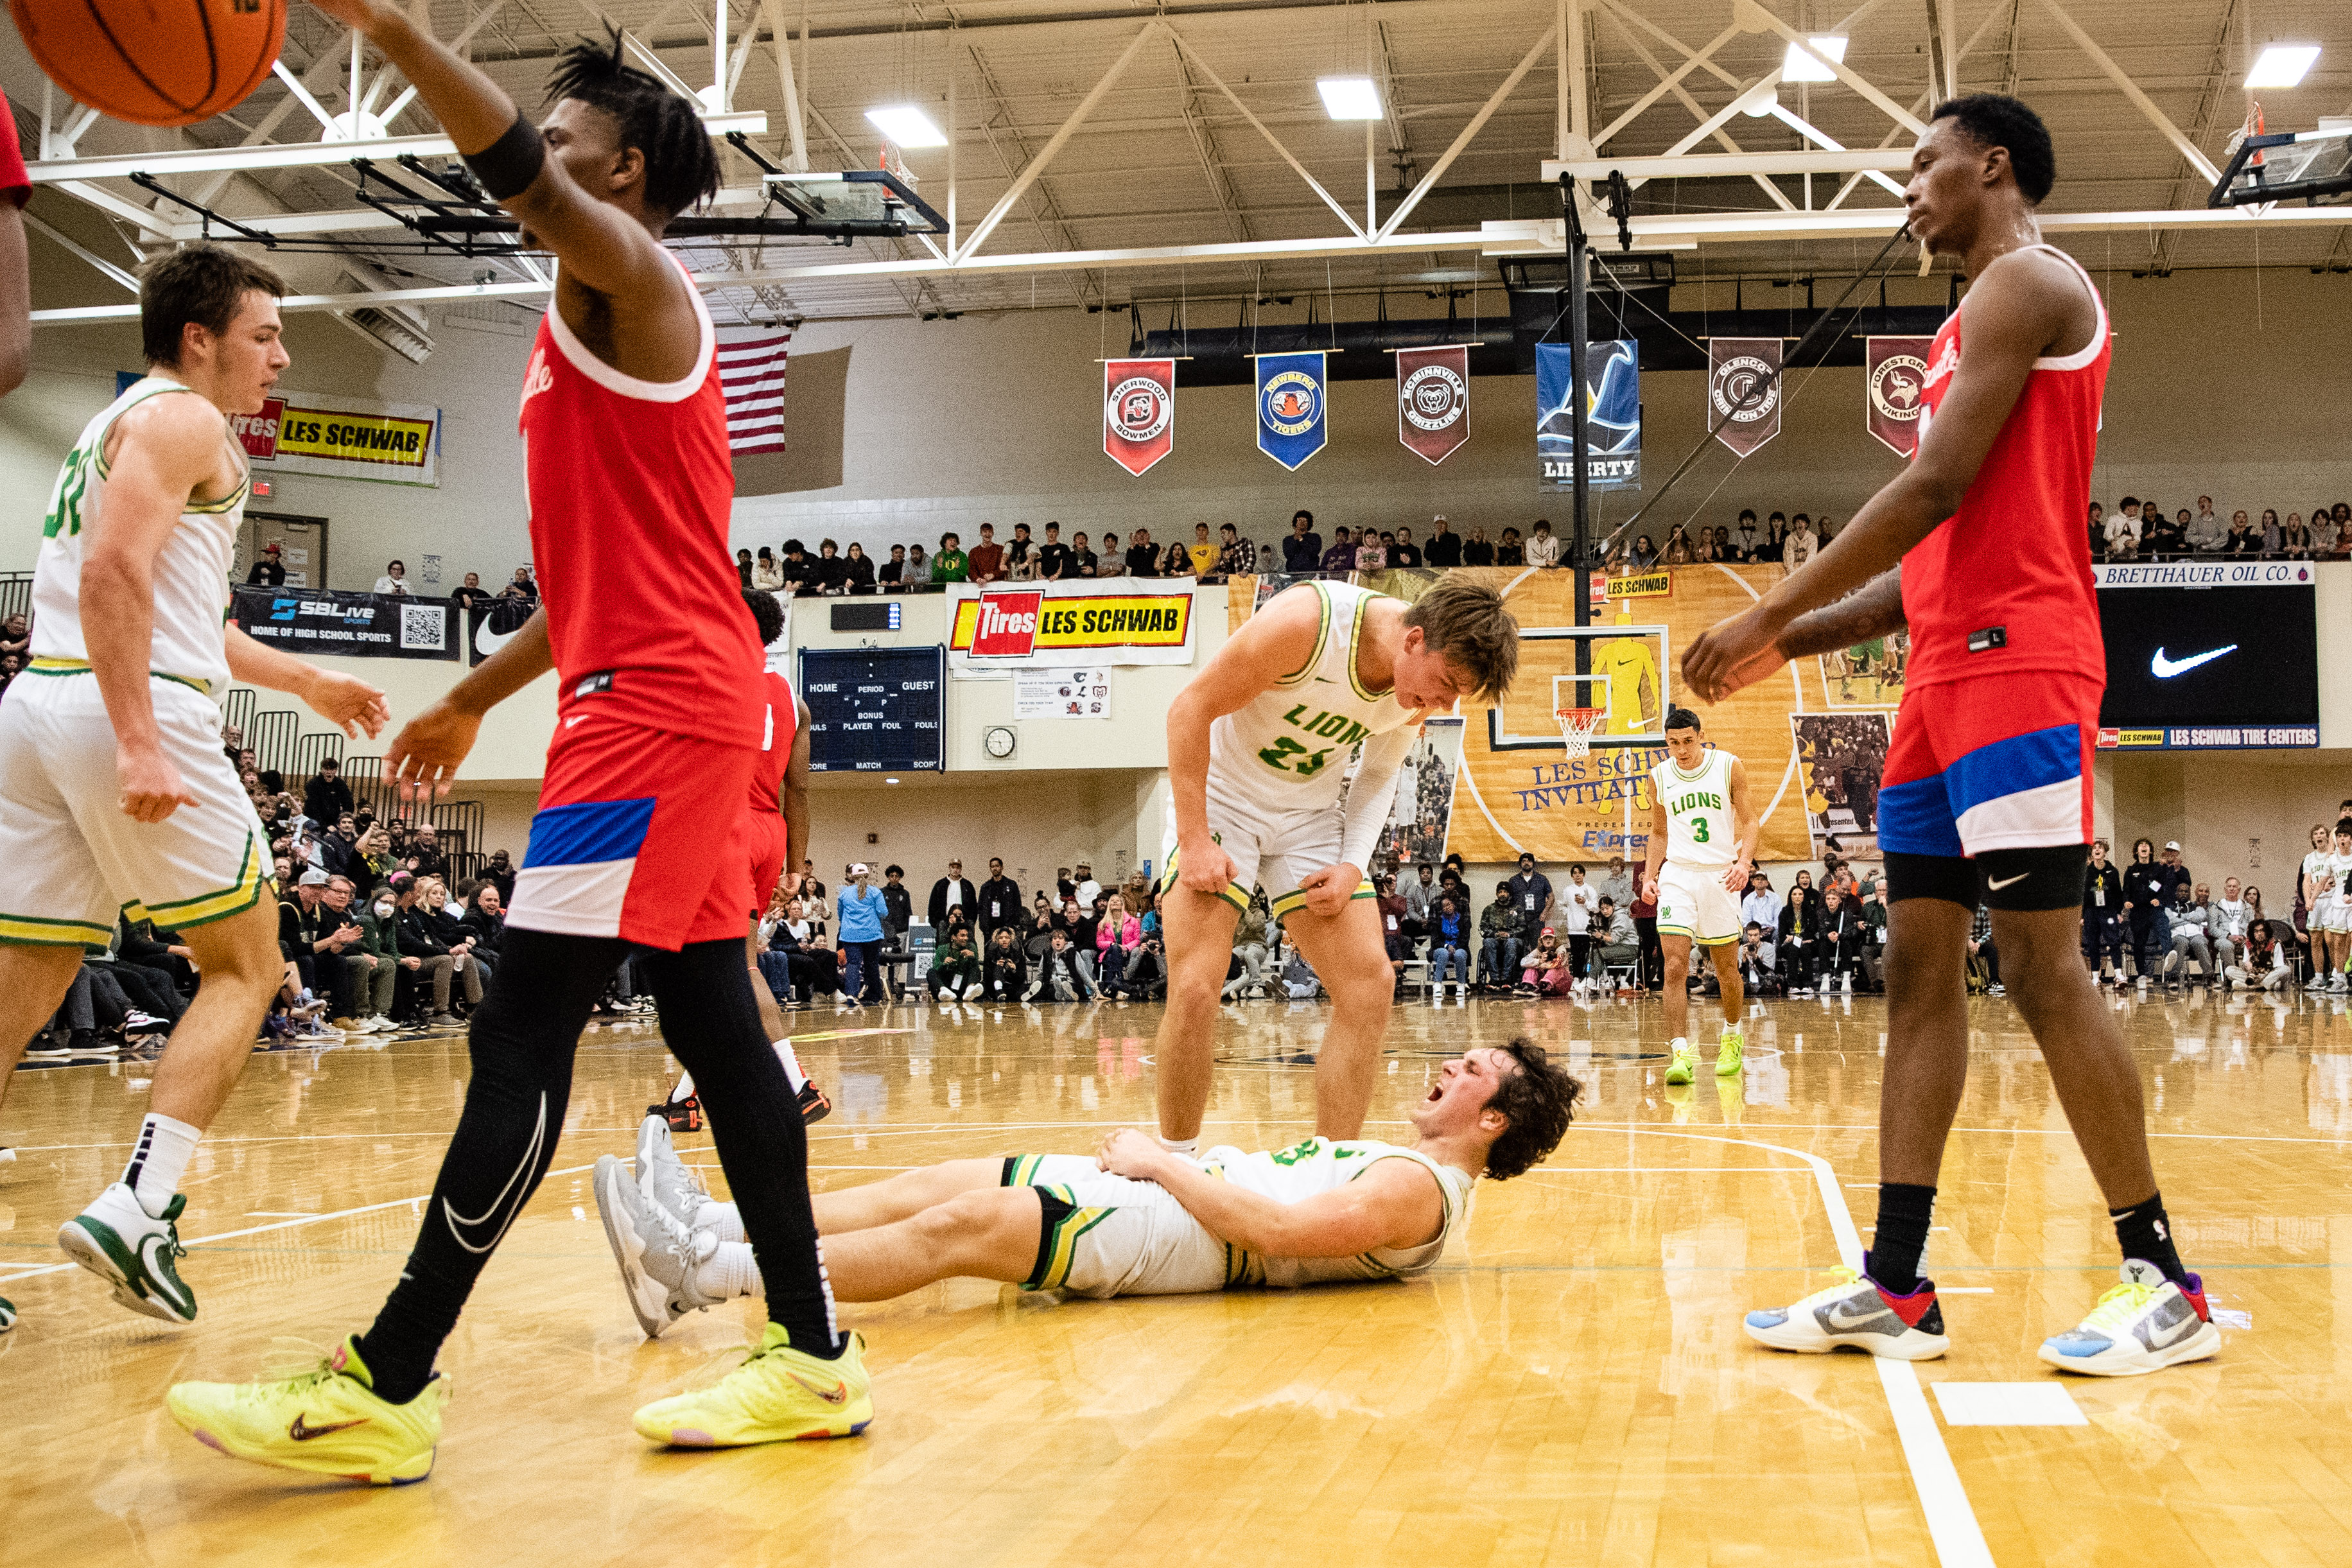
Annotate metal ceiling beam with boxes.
[1590,3,1796,212]
[1167,28,1368,241]
[1546,148,1911,179]
[1378,25,1557,240]
[955,22,1162,261]
[1734,0,1927,135]
[2032,0,2222,186]
[28,116,769,184]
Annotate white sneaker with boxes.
[2037,1261,2220,1377]
[1456,982,1469,999]
[58,1182,197,1323]
[1841,973,1854,995]
[1744,1266,1947,1360]
[633,1113,710,1229]
[593,1154,720,1341]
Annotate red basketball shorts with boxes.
[746,812,788,921]
[1878,672,2100,858]
[507,716,757,949]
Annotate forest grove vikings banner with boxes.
[1865,336,1934,457]
[1255,351,1327,470]
[1395,345,1470,464]
[1707,336,1782,458]
[1103,358,1176,476]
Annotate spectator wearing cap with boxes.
[928,858,977,931]
[1073,861,1102,912]
[246,542,287,586]
[1479,881,1524,991]
[1424,516,1461,568]
[1318,528,1356,574]
[836,864,889,1006]
[1508,852,1554,935]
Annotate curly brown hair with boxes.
[1481,1037,1583,1181]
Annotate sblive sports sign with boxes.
[231,586,458,661]
[948,582,1197,670]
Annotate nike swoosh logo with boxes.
[2150,644,2236,678]
[443,1092,547,1255]
[1987,872,2030,891]
[565,715,587,729]
[1824,1301,1890,1331]
[788,1372,851,1406]
[288,1414,370,1441]
[474,618,516,656]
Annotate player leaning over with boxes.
[0,247,387,1335]
[1642,708,1757,1086]
[1689,95,2217,1376]
[1151,579,1518,1152]
[597,1041,1579,1327]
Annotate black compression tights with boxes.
[357,928,839,1404]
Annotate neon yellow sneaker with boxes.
[1664,1038,1694,1085]
[1716,1025,1746,1077]
[633,1325,873,1447]
[166,1335,446,1485]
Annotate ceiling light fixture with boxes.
[1317,77,1383,120]
[2245,45,2321,90]
[864,105,948,148]
[1779,36,1849,83]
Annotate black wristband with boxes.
[461,113,546,202]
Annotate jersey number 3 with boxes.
[1690,819,1711,844]
[1258,737,1334,778]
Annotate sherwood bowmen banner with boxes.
[1535,340,1640,490]
[1395,345,1470,464]
[1103,357,1176,476]
[1707,336,1782,458]
[232,587,459,661]
[1255,351,1327,470]
[948,579,1198,675]
[230,388,441,487]
[1865,336,1933,458]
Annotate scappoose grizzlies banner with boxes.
[1707,336,1782,458]
[1865,336,1934,457]
[1104,358,1175,476]
[1395,345,1470,464]
[233,588,459,661]
[1255,351,1327,470]
[1535,340,1640,490]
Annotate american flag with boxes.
[718,329,791,455]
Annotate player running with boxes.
[1153,579,1519,1152]
[1687,94,2218,1375]
[0,247,387,1333]
[168,13,864,1485]
[596,1041,1578,1334]
[1642,708,1755,1085]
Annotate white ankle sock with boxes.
[1158,1135,1199,1156]
[669,1071,697,1103]
[771,1039,808,1094]
[695,1238,763,1300]
[122,1113,200,1219]
[693,1199,746,1242]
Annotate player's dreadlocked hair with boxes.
[1480,1038,1583,1181]
[544,30,720,220]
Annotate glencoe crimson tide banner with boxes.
[1255,351,1327,470]
[1707,337,1782,458]
[1103,358,1174,476]
[1865,336,1934,457]
[1396,345,1470,464]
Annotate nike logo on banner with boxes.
[1987,872,2030,891]
[288,1414,370,1441]
[443,1093,548,1255]
[2150,645,2236,678]
[475,618,516,656]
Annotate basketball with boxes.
[10,0,285,129]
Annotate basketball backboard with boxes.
[765,170,951,235]
[1489,625,1671,753]
[2210,121,2352,207]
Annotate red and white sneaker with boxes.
[1744,1266,1949,1360]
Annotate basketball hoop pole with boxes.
[1558,175,1593,568]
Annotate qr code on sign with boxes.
[400,604,447,652]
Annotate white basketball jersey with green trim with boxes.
[1211,580,1418,812]
[30,376,247,699]
[1651,749,1738,867]
[1203,1135,1474,1287]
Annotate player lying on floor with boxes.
[597,1040,1580,1340]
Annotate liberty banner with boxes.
[1535,340,1640,490]
[1865,336,1934,457]
[1707,336,1782,458]
[1103,357,1175,476]
[1255,351,1327,469]
[1395,345,1470,464]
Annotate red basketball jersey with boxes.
[751,669,796,817]
[1900,243,2109,688]
[517,263,761,747]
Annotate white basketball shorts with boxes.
[1001,1154,1236,1297]
[0,667,268,947]
[1158,788,1373,924]
[1655,860,1741,945]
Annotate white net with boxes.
[1555,707,1607,760]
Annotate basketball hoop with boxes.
[1556,706,1607,760]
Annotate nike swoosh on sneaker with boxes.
[788,1372,851,1406]
[289,1414,371,1441]
[1987,871,2030,891]
[1823,1299,1895,1333]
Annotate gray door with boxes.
[242,511,329,589]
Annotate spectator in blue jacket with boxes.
[837,863,890,1006]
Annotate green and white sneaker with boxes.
[0,1294,16,1332]
[1664,1037,1694,1085]
[58,1182,196,1324]
[1716,1025,1746,1077]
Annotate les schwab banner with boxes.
[948,580,1196,677]
[231,389,441,487]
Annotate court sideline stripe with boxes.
[1637,1128,1994,1568]
[0,1163,595,1284]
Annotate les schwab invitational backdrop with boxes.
[1228,564,1904,866]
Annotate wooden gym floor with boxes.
[4,988,2351,1568]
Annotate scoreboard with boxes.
[797,646,946,772]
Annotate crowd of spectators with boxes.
[2091,497,2352,562]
